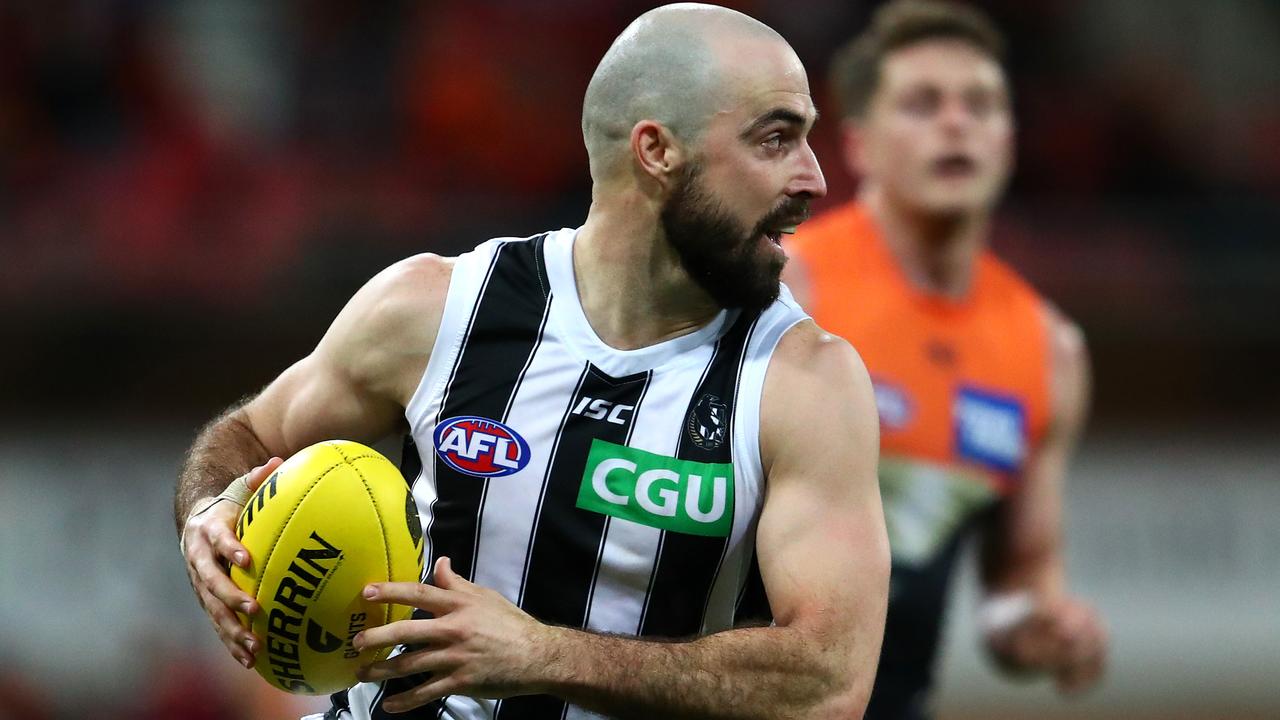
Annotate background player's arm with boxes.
[977,306,1108,692]
[174,253,451,668]
[355,322,890,719]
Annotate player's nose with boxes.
[790,141,827,199]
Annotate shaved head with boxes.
[582,3,786,181]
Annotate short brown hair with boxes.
[830,0,1006,119]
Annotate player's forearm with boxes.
[534,623,865,720]
[174,401,272,533]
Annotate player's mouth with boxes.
[765,224,799,246]
[932,153,978,178]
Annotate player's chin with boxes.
[916,189,992,217]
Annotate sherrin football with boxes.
[230,440,425,694]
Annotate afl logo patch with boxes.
[433,416,531,478]
[686,394,728,450]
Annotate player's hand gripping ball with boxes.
[230,440,425,694]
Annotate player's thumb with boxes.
[246,457,284,491]
[433,556,470,590]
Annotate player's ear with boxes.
[840,116,869,180]
[631,120,684,187]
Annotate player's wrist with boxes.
[978,591,1035,637]
[979,591,1047,677]
[177,473,253,556]
[525,625,593,696]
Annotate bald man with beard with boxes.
[175,5,889,719]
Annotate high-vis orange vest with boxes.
[787,200,1053,718]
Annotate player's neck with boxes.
[574,199,723,351]
[864,189,989,300]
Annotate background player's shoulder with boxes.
[1041,299,1089,380]
[980,251,1049,307]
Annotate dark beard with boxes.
[661,163,806,314]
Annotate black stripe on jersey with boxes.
[497,364,652,720]
[639,310,760,639]
[733,551,771,625]
[324,689,348,718]
[372,234,550,720]
[400,434,424,486]
[398,435,430,574]
[428,233,550,583]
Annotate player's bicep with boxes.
[239,255,449,457]
[243,351,403,457]
[755,324,889,669]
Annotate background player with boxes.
[177,4,889,719]
[783,2,1108,718]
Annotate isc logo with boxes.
[571,396,635,425]
[433,416,531,478]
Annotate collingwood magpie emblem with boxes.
[687,393,728,449]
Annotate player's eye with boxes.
[762,133,785,151]
[901,90,939,117]
[966,91,996,118]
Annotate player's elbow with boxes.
[790,621,880,720]
[803,678,872,720]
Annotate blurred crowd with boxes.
[2,1,1276,304]
[2,2,1277,426]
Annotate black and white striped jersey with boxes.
[338,228,808,720]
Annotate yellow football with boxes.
[230,440,424,694]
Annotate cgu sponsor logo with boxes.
[264,531,345,693]
[433,416,531,478]
[576,439,734,537]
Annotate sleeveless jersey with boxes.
[786,202,1051,720]
[331,228,808,720]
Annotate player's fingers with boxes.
[381,674,460,714]
[355,618,447,653]
[364,581,459,614]
[196,583,258,668]
[1050,602,1090,642]
[1053,604,1103,664]
[245,456,284,492]
[357,646,455,683]
[1056,624,1106,693]
[197,580,257,654]
[195,553,257,615]
[209,521,253,571]
[1057,651,1104,694]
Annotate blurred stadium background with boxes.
[1,1,1277,718]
